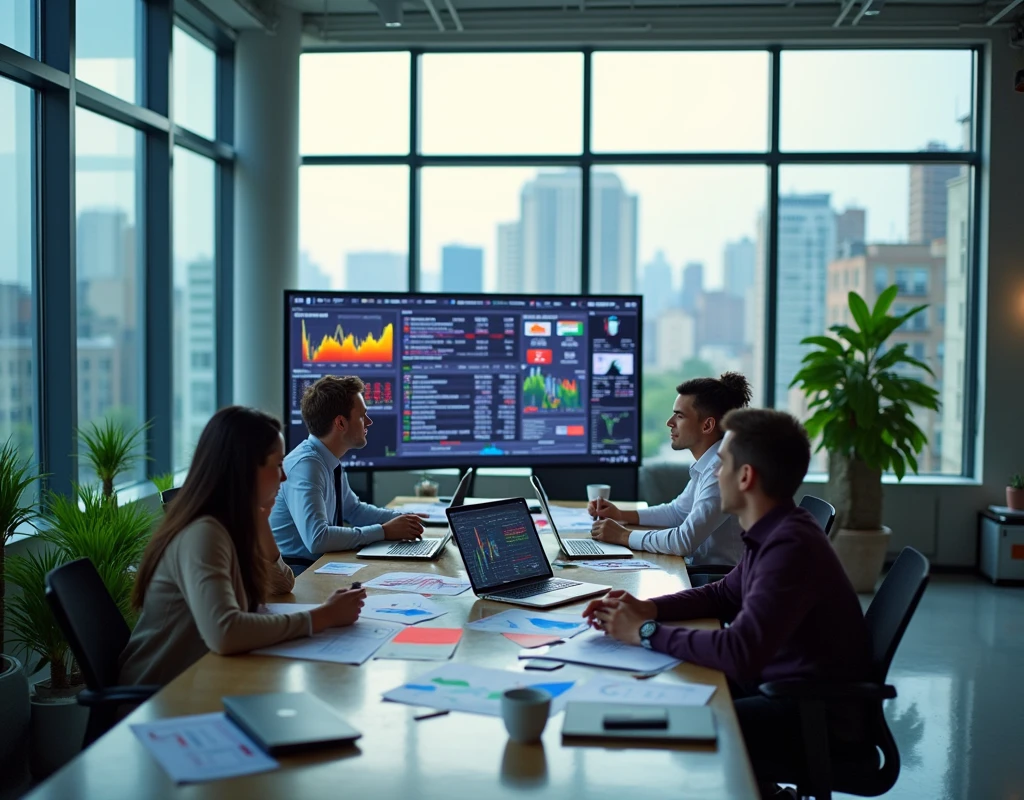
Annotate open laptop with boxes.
[531,475,633,560]
[358,468,474,560]
[445,498,610,608]
[222,691,361,756]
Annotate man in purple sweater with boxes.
[584,408,871,798]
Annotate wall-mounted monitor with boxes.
[284,291,642,470]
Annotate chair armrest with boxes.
[685,564,735,577]
[758,679,897,701]
[78,685,161,708]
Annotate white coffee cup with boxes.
[586,484,612,502]
[501,687,551,744]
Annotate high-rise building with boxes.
[827,243,946,472]
[835,207,866,258]
[496,221,522,294]
[345,252,406,292]
[77,209,129,281]
[655,309,697,373]
[909,144,961,245]
[771,194,836,411]
[298,250,332,291]
[696,290,745,351]
[680,262,704,313]
[519,171,580,294]
[941,169,970,475]
[724,238,757,347]
[441,244,484,293]
[178,258,217,468]
[589,172,638,295]
[640,251,675,367]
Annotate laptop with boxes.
[222,691,361,756]
[530,475,633,560]
[445,498,610,608]
[358,468,474,560]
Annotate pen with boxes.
[413,709,450,721]
[351,581,362,590]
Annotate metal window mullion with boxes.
[581,48,592,296]
[765,46,782,408]
[215,42,236,407]
[962,47,984,478]
[408,50,420,292]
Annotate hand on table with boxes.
[383,514,425,540]
[581,590,657,646]
[591,518,631,547]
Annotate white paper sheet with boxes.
[389,502,449,523]
[534,505,597,534]
[466,609,588,638]
[382,663,578,717]
[362,572,472,596]
[251,620,400,665]
[131,712,278,784]
[360,593,447,624]
[534,631,681,673]
[313,562,366,576]
[574,559,661,572]
[567,676,715,707]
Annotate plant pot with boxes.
[0,655,31,783]
[832,526,892,593]
[1007,487,1024,511]
[30,681,89,779]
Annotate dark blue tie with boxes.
[333,465,343,527]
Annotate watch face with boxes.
[640,620,657,639]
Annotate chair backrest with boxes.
[45,558,131,691]
[160,487,180,506]
[798,494,836,536]
[863,547,930,683]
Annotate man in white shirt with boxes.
[589,372,752,566]
[271,375,424,567]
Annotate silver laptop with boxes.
[530,475,633,560]
[445,498,610,608]
[358,468,474,560]
[222,691,361,755]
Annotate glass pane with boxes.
[0,1,34,56]
[781,50,974,153]
[419,167,582,294]
[173,148,217,471]
[76,0,139,104]
[173,26,216,140]
[299,166,409,291]
[300,53,410,155]
[776,164,971,475]
[590,166,766,462]
[76,108,144,485]
[0,78,37,464]
[420,54,583,155]
[592,52,769,153]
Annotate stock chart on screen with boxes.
[284,291,641,469]
[448,502,549,588]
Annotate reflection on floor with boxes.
[838,574,1024,800]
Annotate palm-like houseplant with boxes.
[790,285,940,590]
[78,418,150,500]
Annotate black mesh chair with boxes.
[159,487,180,507]
[686,495,836,586]
[45,558,160,747]
[758,546,931,800]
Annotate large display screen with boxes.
[284,291,642,469]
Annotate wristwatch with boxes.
[638,619,658,650]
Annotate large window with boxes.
[173,147,217,470]
[173,26,216,140]
[298,49,978,474]
[0,2,34,56]
[76,0,139,103]
[75,108,145,484]
[0,78,35,458]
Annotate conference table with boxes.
[27,499,758,799]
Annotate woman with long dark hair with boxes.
[120,406,365,686]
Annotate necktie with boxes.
[333,465,343,527]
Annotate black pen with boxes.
[351,581,362,590]
[413,709,449,721]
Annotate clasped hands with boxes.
[582,589,657,646]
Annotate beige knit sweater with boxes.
[119,515,311,686]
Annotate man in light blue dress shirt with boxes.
[271,375,424,564]
[590,373,752,566]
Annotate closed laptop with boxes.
[222,692,361,756]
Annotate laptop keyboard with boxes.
[567,539,605,556]
[387,540,438,557]
[496,578,581,599]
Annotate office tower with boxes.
[724,238,756,347]
[941,169,970,475]
[77,209,129,281]
[680,262,704,313]
[827,243,946,472]
[835,207,866,258]
[589,172,638,295]
[519,171,581,294]
[298,250,332,291]
[441,244,484,293]
[179,258,217,466]
[345,251,406,292]
[655,309,697,373]
[640,251,675,367]
[496,221,522,294]
[909,143,961,245]
[696,290,745,351]
[771,194,836,411]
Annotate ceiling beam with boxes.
[987,0,1024,26]
[851,0,875,25]
[422,0,447,30]
[833,0,858,26]
[443,0,465,30]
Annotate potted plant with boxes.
[1008,475,1024,511]
[78,418,150,501]
[0,438,42,780]
[791,286,940,592]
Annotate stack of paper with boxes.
[252,620,400,665]
[527,631,681,673]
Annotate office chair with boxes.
[686,495,836,586]
[758,546,930,800]
[45,559,160,747]
[159,487,180,506]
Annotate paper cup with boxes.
[586,484,611,502]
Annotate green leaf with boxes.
[799,335,846,355]
[847,291,873,337]
[871,285,900,323]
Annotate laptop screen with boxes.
[447,499,551,591]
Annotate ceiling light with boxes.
[373,0,403,27]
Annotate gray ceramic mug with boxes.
[501,688,551,744]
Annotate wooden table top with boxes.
[27,499,757,800]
